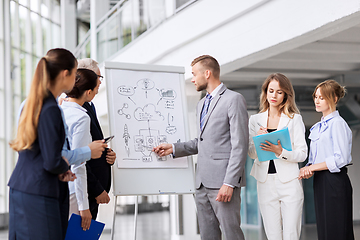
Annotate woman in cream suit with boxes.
[248,73,308,240]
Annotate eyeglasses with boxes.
[97,75,104,81]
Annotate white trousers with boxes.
[257,174,304,240]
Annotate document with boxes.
[65,213,105,240]
[252,127,292,162]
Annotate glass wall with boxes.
[10,0,61,101]
[0,0,62,215]
[76,0,199,62]
[241,157,260,226]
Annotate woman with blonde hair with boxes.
[299,80,354,240]
[248,73,307,240]
[8,48,77,240]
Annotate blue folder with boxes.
[65,213,105,240]
[252,127,292,162]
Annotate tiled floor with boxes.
[1,211,360,240]
[102,211,171,240]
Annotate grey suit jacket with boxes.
[174,85,249,189]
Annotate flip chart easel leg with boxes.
[134,195,139,240]
[192,193,197,214]
[111,195,117,240]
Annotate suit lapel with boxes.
[84,102,97,121]
[258,111,290,130]
[83,102,104,139]
[259,110,268,129]
[277,113,291,130]
[200,85,227,134]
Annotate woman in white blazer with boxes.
[248,73,308,240]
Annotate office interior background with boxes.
[1,0,360,239]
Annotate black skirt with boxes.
[313,167,354,240]
[58,180,69,240]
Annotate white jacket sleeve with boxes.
[71,163,89,211]
[70,115,91,211]
[277,114,308,163]
[248,115,258,160]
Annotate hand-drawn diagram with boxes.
[123,124,130,156]
[133,128,172,162]
[134,104,164,121]
[166,113,177,134]
[108,70,188,169]
[118,103,131,119]
[157,88,177,109]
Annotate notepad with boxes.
[65,213,105,240]
[252,127,292,162]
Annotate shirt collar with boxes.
[309,110,339,138]
[62,101,88,113]
[207,83,223,98]
[321,110,339,123]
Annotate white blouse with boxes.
[61,101,92,211]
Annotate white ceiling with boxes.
[222,24,360,88]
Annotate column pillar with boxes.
[90,0,109,61]
[3,0,12,215]
[60,0,77,52]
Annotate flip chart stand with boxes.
[110,194,199,240]
[110,195,139,240]
[133,196,139,240]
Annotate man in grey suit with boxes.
[153,55,248,240]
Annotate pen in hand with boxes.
[257,122,268,135]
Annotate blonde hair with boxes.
[259,73,299,118]
[313,80,346,112]
[10,48,77,151]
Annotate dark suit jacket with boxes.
[82,102,112,200]
[8,92,69,198]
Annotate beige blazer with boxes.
[248,110,308,183]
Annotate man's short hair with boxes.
[77,58,99,72]
[191,55,220,79]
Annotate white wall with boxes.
[109,0,360,80]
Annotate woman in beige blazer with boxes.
[248,73,308,240]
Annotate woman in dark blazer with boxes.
[8,48,78,240]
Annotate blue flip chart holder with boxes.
[252,127,292,162]
[65,213,105,240]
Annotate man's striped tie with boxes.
[200,94,212,130]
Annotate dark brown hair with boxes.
[66,68,98,98]
[260,73,299,118]
[191,55,220,79]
